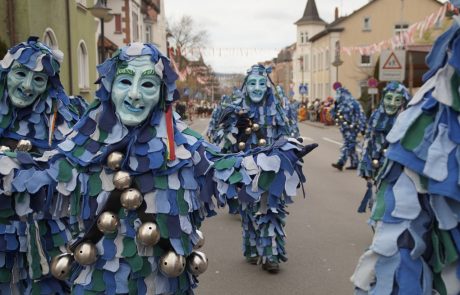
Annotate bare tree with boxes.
[167,15,208,53]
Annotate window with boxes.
[300,33,304,43]
[360,55,371,67]
[132,12,139,41]
[325,83,329,96]
[325,49,330,69]
[304,54,309,71]
[363,17,371,31]
[43,28,58,50]
[313,54,316,71]
[305,32,309,42]
[77,41,89,90]
[114,14,122,34]
[394,23,409,35]
[145,25,152,43]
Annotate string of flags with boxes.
[341,3,451,56]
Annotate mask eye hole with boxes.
[34,76,45,83]
[142,81,154,88]
[121,79,132,86]
[16,71,26,78]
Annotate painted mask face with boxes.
[246,74,267,103]
[6,61,48,108]
[111,55,162,126]
[383,91,404,115]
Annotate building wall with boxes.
[0,0,98,100]
[152,0,167,53]
[292,23,326,101]
[334,0,442,98]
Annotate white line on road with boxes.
[301,136,314,141]
[322,137,342,146]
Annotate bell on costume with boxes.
[97,211,119,233]
[107,151,124,170]
[136,222,161,246]
[252,123,260,132]
[193,229,205,250]
[0,146,11,153]
[120,188,143,210]
[74,242,98,265]
[159,251,186,277]
[244,127,252,135]
[187,251,208,276]
[113,171,132,190]
[258,138,267,146]
[16,139,32,152]
[50,253,74,280]
[238,142,246,151]
[372,159,379,168]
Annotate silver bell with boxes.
[136,222,161,246]
[238,142,246,151]
[159,251,186,277]
[187,251,208,276]
[251,123,260,132]
[0,146,11,153]
[382,149,387,155]
[107,151,124,170]
[113,171,132,190]
[193,230,205,250]
[50,253,74,280]
[244,127,252,135]
[258,138,267,146]
[74,242,98,266]
[372,159,380,168]
[120,188,143,210]
[16,139,32,152]
[97,211,119,234]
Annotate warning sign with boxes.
[379,50,406,81]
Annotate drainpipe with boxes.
[6,0,16,45]
[65,0,74,94]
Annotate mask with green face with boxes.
[6,61,48,108]
[111,55,162,126]
[383,91,404,115]
[246,74,267,103]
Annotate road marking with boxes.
[301,136,314,141]
[322,137,342,146]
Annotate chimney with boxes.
[334,7,339,20]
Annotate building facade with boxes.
[0,0,99,100]
[294,0,444,101]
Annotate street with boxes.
[187,118,373,295]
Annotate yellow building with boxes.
[307,0,443,100]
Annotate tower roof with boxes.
[295,0,326,25]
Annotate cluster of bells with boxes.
[0,139,33,153]
[238,122,267,151]
[50,151,209,280]
[334,113,356,129]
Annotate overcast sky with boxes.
[164,0,445,73]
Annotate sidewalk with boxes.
[300,120,332,129]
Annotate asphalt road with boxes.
[188,118,372,295]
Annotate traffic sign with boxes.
[299,83,308,95]
[368,88,378,95]
[379,50,406,81]
[367,77,378,88]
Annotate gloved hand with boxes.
[236,113,251,129]
[294,143,319,159]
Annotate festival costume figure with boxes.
[0,44,317,294]
[357,82,410,213]
[213,65,303,272]
[330,84,367,171]
[0,37,81,294]
[351,6,460,293]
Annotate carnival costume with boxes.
[277,85,300,138]
[0,37,80,294]
[352,5,460,293]
[206,94,233,144]
[0,43,316,294]
[213,65,302,272]
[357,81,410,213]
[330,85,367,171]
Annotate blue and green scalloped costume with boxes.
[0,37,81,294]
[357,82,410,213]
[212,65,302,268]
[352,7,460,293]
[330,87,367,168]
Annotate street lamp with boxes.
[89,0,113,62]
